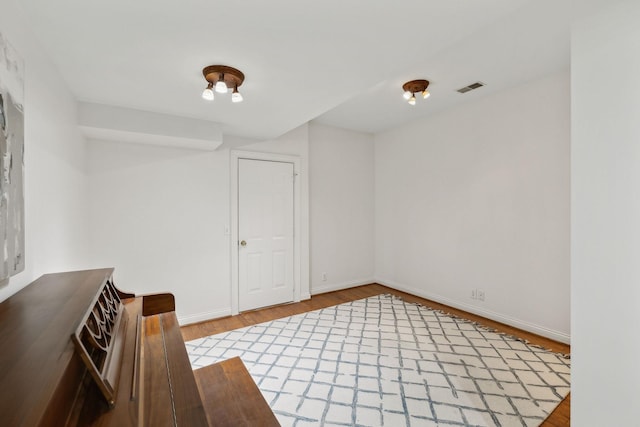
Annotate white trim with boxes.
[177,308,232,326]
[311,278,375,296]
[376,277,571,344]
[230,150,302,315]
[300,292,311,301]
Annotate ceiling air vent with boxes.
[457,82,485,94]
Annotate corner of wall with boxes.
[0,3,90,302]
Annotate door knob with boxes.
[240,240,247,247]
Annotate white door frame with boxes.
[230,150,302,315]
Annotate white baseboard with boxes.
[311,278,375,296]
[375,277,571,345]
[178,308,232,326]
[300,292,311,301]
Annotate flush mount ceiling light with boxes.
[202,65,245,103]
[402,79,430,105]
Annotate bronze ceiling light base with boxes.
[402,79,430,105]
[203,65,245,88]
[201,65,245,102]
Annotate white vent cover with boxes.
[457,82,485,94]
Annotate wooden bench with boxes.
[195,357,280,427]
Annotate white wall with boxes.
[375,71,570,342]
[571,1,640,424]
[87,124,312,323]
[309,122,374,293]
[0,1,89,301]
[87,140,231,323]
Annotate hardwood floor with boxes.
[181,284,570,426]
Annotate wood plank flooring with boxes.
[181,284,570,426]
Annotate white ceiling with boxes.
[15,0,570,141]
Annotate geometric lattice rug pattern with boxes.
[186,295,570,427]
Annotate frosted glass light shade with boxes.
[403,90,412,100]
[215,80,228,93]
[232,91,243,103]
[202,86,214,101]
[408,95,416,105]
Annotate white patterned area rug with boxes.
[186,295,570,427]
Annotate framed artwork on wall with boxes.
[0,30,25,280]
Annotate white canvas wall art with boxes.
[0,31,25,280]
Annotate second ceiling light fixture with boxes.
[402,79,430,105]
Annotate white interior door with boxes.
[238,158,294,311]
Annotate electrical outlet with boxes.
[471,289,477,299]
[478,290,485,301]
[322,272,327,282]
